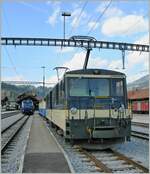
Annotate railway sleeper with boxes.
[107,164,134,170]
[81,159,91,162]
[103,160,124,165]
[110,150,149,173]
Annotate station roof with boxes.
[128,88,149,100]
[17,92,39,104]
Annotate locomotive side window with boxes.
[52,88,56,107]
[59,81,64,105]
[46,94,49,108]
[111,79,124,96]
[50,91,52,109]
[56,84,59,105]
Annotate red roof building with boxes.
[128,88,149,100]
[128,88,149,113]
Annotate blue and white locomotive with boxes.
[46,69,132,145]
[21,99,34,115]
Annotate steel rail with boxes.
[132,122,149,128]
[1,37,149,52]
[78,146,149,173]
[1,116,29,153]
[1,111,20,119]
[131,130,149,140]
[1,115,25,133]
[78,147,112,173]
[109,148,149,173]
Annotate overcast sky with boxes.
[1,0,149,86]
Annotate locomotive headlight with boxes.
[70,107,77,114]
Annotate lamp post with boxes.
[41,66,45,98]
[62,12,71,39]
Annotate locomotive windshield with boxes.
[68,78,124,97]
[69,78,109,97]
[22,100,33,107]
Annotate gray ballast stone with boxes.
[23,152,71,173]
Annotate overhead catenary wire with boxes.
[68,0,89,37]
[2,9,11,34]
[87,0,112,35]
[4,47,23,80]
[84,1,110,34]
[122,14,148,36]
[67,1,91,68]
[68,0,112,70]
[2,8,23,81]
[19,1,49,14]
[122,14,148,56]
[68,1,113,70]
[1,66,44,70]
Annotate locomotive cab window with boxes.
[89,79,109,96]
[111,79,124,96]
[68,78,109,97]
[69,78,89,96]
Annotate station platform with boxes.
[23,114,71,173]
[132,114,149,124]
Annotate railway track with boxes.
[1,115,29,153]
[46,119,148,173]
[75,146,149,173]
[131,130,149,140]
[1,111,20,119]
[132,122,149,128]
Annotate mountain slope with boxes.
[1,83,51,101]
[127,74,149,90]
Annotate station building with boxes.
[17,92,39,110]
[128,88,149,114]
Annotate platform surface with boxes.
[23,114,70,173]
[132,114,149,124]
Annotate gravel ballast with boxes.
[1,116,33,173]
[45,118,149,173]
[44,117,149,173]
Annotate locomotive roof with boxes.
[65,69,125,76]
[48,69,125,92]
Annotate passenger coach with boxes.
[46,69,132,143]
